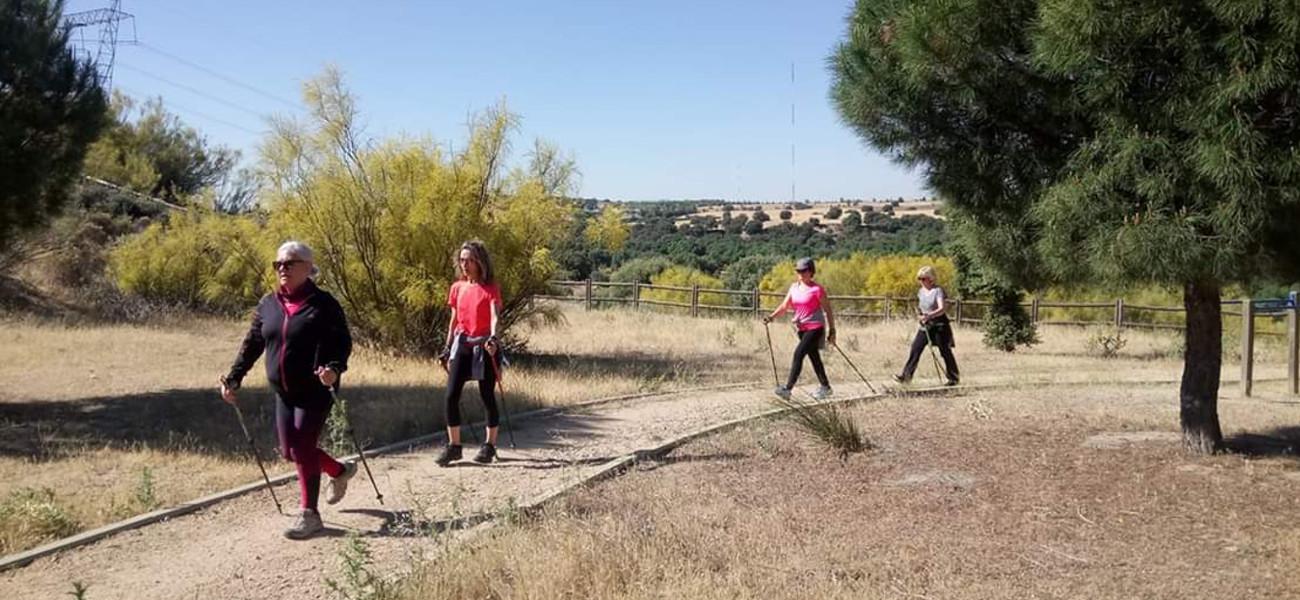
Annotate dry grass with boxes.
[0,304,1291,554]
[396,384,1300,599]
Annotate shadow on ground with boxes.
[0,383,553,461]
[1226,425,1300,459]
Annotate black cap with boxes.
[795,257,815,272]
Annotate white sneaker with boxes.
[284,509,323,540]
[812,385,833,400]
[773,386,792,400]
[326,463,357,505]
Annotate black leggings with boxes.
[444,351,499,428]
[901,324,959,382]
[786,328,830,389]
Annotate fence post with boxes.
[752,288,761,317]
[1242,297,1254,397]
[884,297,892,320]
[1115,298,1124,330]
[1031,296,1040,323]
[1289,303,1298,395]
[954,298,963,325]
[633,281,641,311]
[585,279,593,311]
[690,284,700,318]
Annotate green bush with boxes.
[111,69,574,355]
[0,487,80,554]
[643,265,728,306]
[109,209,269,312]
[610,256,673,285]
[721,255,783,307]
[981,289,1039,352]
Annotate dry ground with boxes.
[0,304,1291,555]
[396,384,1300,600]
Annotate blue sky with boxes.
[68,0,927,202]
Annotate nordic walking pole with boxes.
[229,401,283,515]
[487,349,516,449]
[830,341,877,394]
[762,320,781,386]
[329,388,384,505]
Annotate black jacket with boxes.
[224,280,352,404]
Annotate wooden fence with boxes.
[538,280,1300,397]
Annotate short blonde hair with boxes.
[916,265,936,281]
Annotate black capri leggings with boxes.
[787,327,830,389]
[444,349,499,428]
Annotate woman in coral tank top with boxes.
[434,240,504,466]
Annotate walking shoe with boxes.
[283,509,323,540]
[892,374,909,384]
[944,379,959,387]
[325,462,356,505]
[474,443,497,464]
[435,444,463,467]
[812,385,833,400]
[772,386,792,400]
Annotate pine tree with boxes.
[831,0,1300,452]
[0,0,108,250]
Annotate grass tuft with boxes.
[0,487,81,554]
[768,393,870,460]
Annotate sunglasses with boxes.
[272,259,304,271]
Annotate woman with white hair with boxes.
[219,240,355,540]
[893,265,959,386]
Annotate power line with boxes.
[116,85,265,135]
[116,63,269,119]
[134,41,299,109]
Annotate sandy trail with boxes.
[4,382,869,600]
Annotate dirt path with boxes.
[7,366,1294,600]
[3,382,871,600]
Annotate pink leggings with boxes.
[275,397,344,510]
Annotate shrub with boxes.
[0,487,80,554]
[114,69,575,355]
[758,254,873,311]
[721,255,783,306]
[1085,327,1128,358]
[770,394,870,461]
[610,256,673,285]
[109,209,269,312]
[644,265,728,306]
[982,289,1039,352]
[861,255,957,298]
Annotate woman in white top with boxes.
[893,265,959,386]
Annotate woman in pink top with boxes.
[763,257,836,399]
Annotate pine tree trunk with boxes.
[1181,279,1224,453]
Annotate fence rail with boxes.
[542,280,1299,397]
